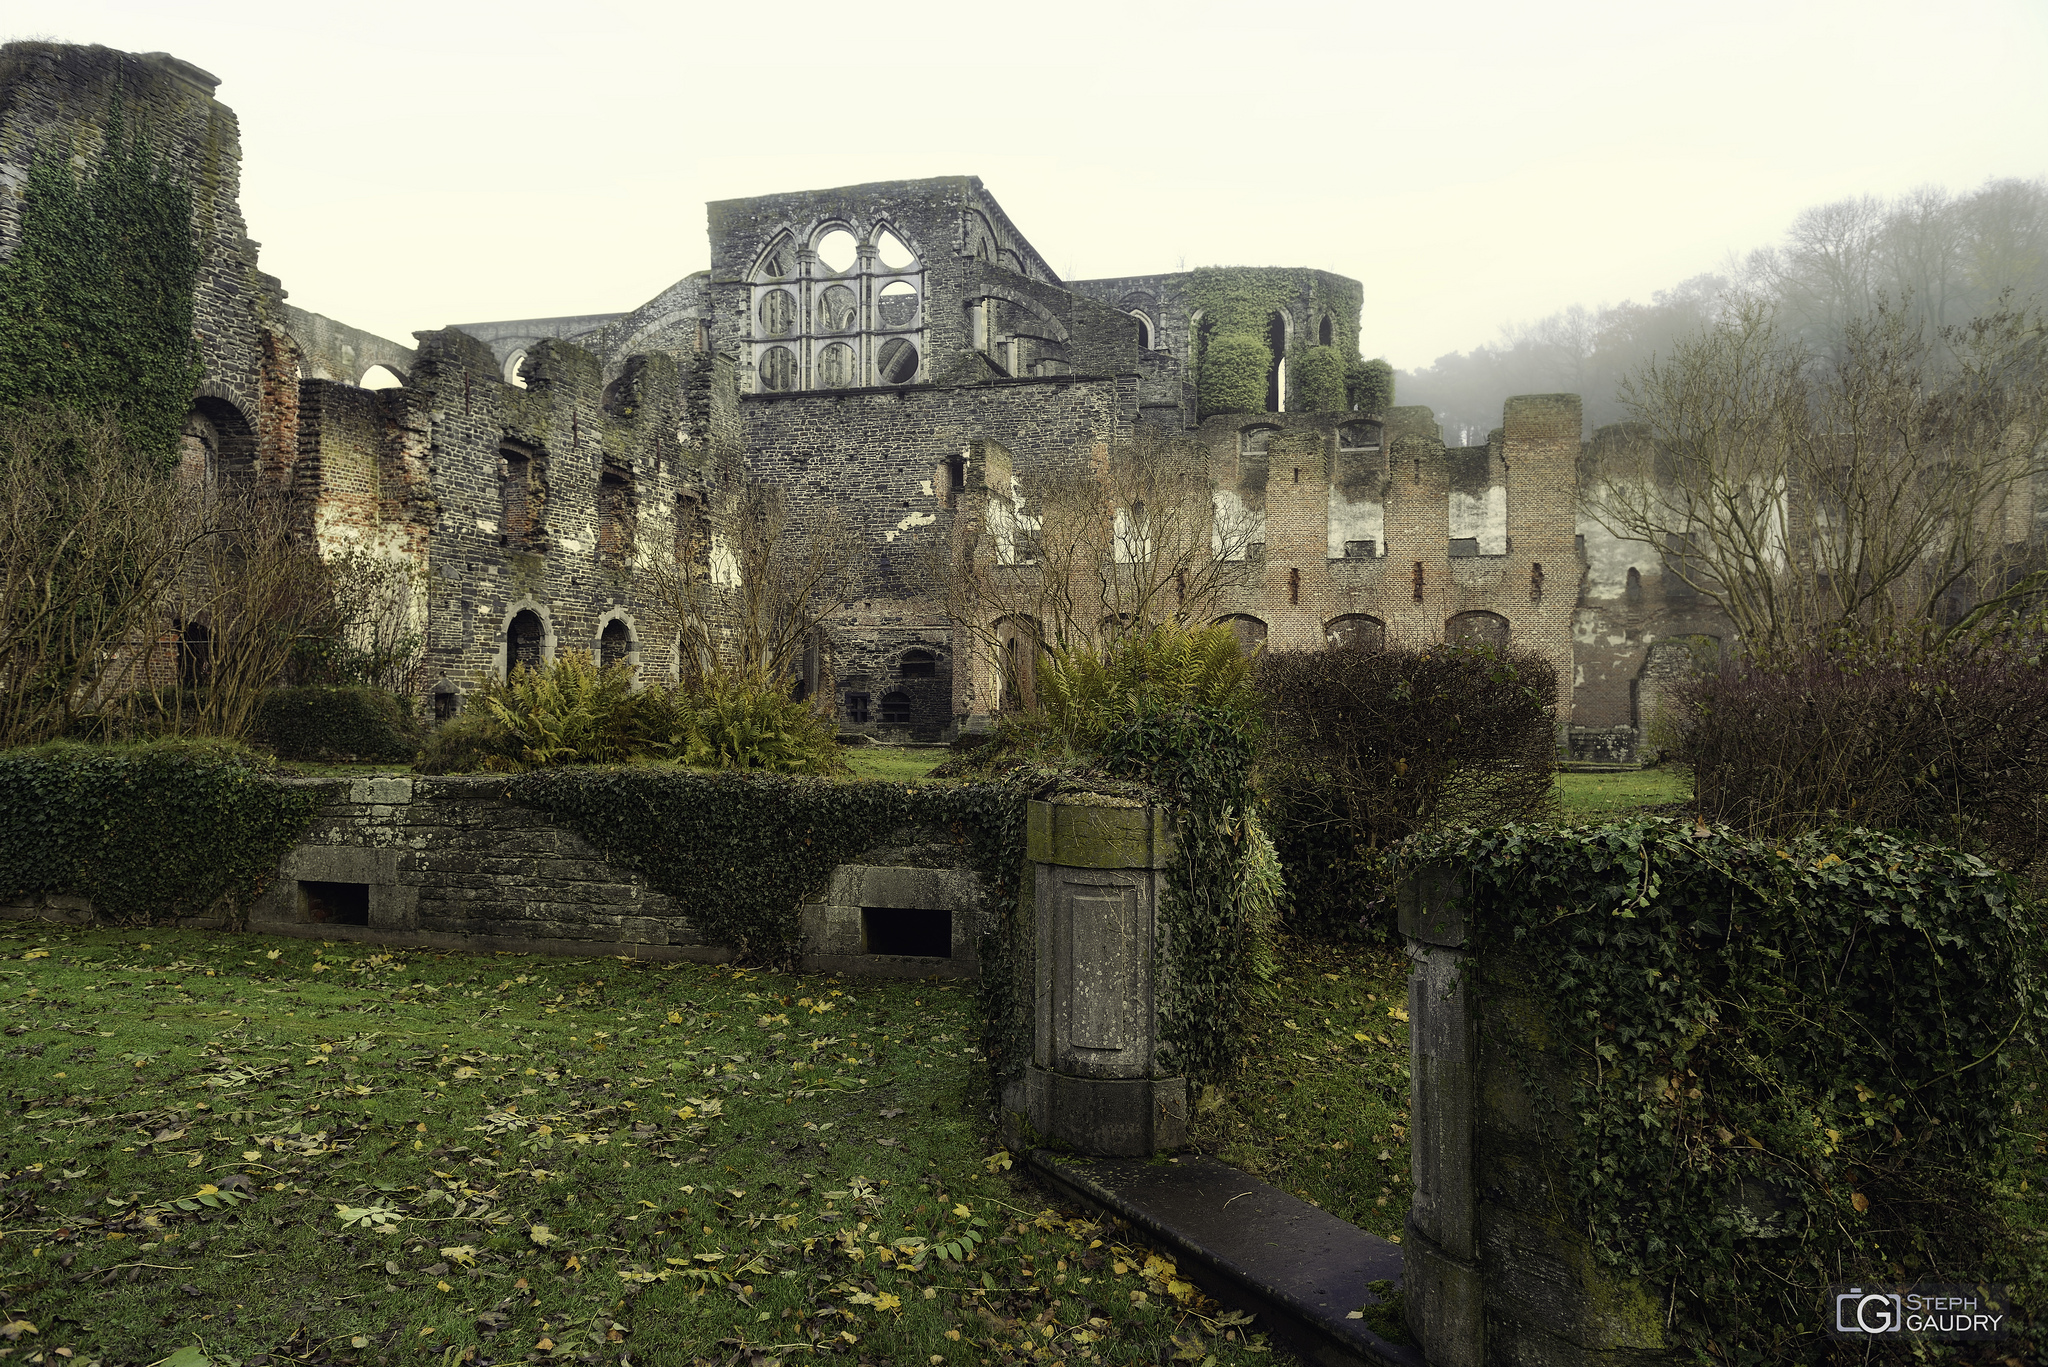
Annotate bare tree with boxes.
[942,426,1262,708]
[1589,297,2048,656]
[644,483,873,690]
[0,411,196,747]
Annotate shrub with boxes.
[251,685,421,763]
[1006,621,1260,759]
[1259,640,1557,936]
[1345,356,1394,414]
[414,711,521,775]
[1197,332,1269,417]
[660,674,845,775]
[0,739,329,924]
[1294,344,1346,413]
[1675,634,2048,882]
[415,652,843,776]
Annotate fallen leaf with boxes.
[0,1321,36,1341]
[1851,1191,1870,1213]
[528,1224,555,1246]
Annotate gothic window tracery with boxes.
[747,221,925,391]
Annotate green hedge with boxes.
[252,685,422,763]
[1405,818,2043,1362]
[0,741,331,924]
[1197,332,1269,418]
[1294,344,1346,413]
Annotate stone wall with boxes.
[1198,396,1581,716]
[244,776,986,977]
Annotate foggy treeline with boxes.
[1398,177,2048,442]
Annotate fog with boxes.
[8,0,2047,384]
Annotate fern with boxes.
[1031,621,1260,753]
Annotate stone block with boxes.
[1403,1218,1482,1367]
[1023,1065,1186,1157]
[1034,863,1158,1080]
[1025,800,1172,870]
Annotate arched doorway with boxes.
[600,619,633,671]
[507,610,547,676]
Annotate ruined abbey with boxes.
[0,42,1702,756]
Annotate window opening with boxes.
[1130,312,1153,349]
[507,609,546,675]
[875,338,919,385]
[815,229,858,273]
[876,280,919,330]
[1319,315,1333,346]
[901,649,936,678]
[861,907,951,958]
[758,289,797,337]
[1288,567,1300,604]
[845,692,871,724]
[300,881,369,927]
[879,691,912,724]
[600,619,633,670]
[434,690,458,722]
[875,229,916,270]
[177,621,211,687]
[1343,539,1377,559]
[817,283,859,333]
[759,346,798,392]
[503,350,528,388]
[360,364,404,390]
[1325,615,1386,651]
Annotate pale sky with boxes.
[11,0,2047,369]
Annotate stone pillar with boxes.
[1021,798,1187,1156]
[1400,867,1483,1367]
[1399,866,1672,1366]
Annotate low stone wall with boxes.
[10,775,989,976]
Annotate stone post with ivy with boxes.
[1399,867,1671,1367]
[1015,796,1187,1157]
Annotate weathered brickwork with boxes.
[0,43,1734,751]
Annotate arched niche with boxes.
[1325,614,1385,651]
[1447,610,1510,650]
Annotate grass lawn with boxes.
[1188,940,1411,1242]
[840,750,949,783]
[0,927,1284,1367]
[1550,767,1690,818]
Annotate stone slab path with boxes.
[1026,1150,1421,1367]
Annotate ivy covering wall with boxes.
[0,742,330,924]
[1185,266,1368,420]
[1403,818,2043,1362]
[0,106,203,462]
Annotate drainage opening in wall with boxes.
[301,881,370,926]
[861,907,951,958]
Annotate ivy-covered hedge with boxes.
[252,686,422,763]
[1404,818,2044,1363]
[1197,333,1269,417]
[0,741,331,924]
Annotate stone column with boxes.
[1400,867,1483,1367]
[1020,798,1187,1157]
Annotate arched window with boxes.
[900,649,936,678]
[1129,311,1153,349]
[1216,614,1269,656]
[1338,423,1381,452]
[1318,315,1334,347]
[1267,311,1292,412]
[1447,611,1510,650]
[749,223,924,391]
[879,691,912,725]
[1241,426,1278,457]
[507,609,547,675]
[1625,566,1644,607]
[503,350,528,388]
[600,619,633,671]
[1325,614,1385,651]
